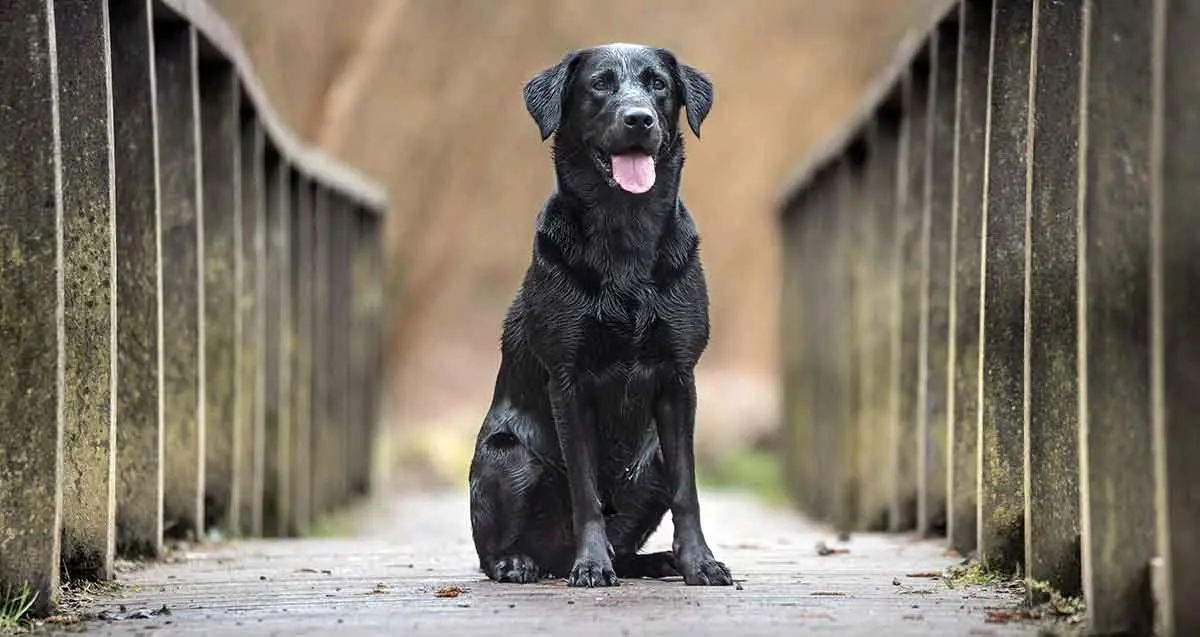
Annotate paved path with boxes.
[58,490,1050,636]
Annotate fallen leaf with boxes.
[435,586,469,598]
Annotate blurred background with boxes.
[208,0,943,507]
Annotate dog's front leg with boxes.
[549,381,619,587]
[655,372,733,586]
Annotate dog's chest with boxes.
[575,280,683,372]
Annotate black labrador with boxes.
[468,43,730,588]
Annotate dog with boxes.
[467,43,730,588]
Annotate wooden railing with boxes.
[0,0,387,615]
[778,0,1197,635]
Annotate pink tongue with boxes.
[611,154,655,193]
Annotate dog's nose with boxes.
[622,108,656,130]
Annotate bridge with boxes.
[1,0,1196,635]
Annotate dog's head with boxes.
[523,43,713,194]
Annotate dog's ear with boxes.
[523,51,581,141]
[657,49,714,138]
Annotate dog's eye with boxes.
[651,77,667,91]
[591,77,610,92]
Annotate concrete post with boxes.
[1078,1,1158,633]
[1023,0,1082,599]
[978,0,1031,574]
[236,114,265,537]
[947,0,991,556]
[199,62,240,534]
[155,21,204,542]
[111,0,163,560]
[0,0,64,616]
[918,18,957,538]
[1155,3,1200,634]
[54,0,117,582]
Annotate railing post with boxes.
[779,181,816,516]
[54,0,118,582]
[919,16,958,538]
[288,175,314,534]
[199,59,240,535]
[110,0,164,560]
[948,0,991,557]
[846,137,874,532]
[830,147,865,532]
[1078,1,1158,633]
[859,99,904,531]
[155,19,204,542]
[351,208,377,496]
[262,151,292,536]
[1024,0,1083,599]
[1154,3,1200,634]
[310,187,333,521]
[800,165,841,521]
[236,113,265,537]
[978,0,1032,574]
[0,0,64,615]
[893,53,930,533]
[364,213,385,493]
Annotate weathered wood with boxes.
[977,0,1031,574]
[1155,3,1200,634]
[236,113,265,537]
[858,101,904,532]
[54,0,117,582]
[111,0,163,560]
[1078,1,1157,633]
[893,57,929,533]
[918,17,957,538]
[262,151,292,536]
[199,61,240,533]
[780,176,817,517]
[1024,0,1082,599]
[156,21,204,542]
[0,0,64,615]
[326,198,352,508]
[288,174,314,534]
[947,0,990,557]
[310,188,334,520]
[831,147,866,532]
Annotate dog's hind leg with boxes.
[613,551,679,579]
[469,430,545,583]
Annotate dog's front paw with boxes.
[567,558,619,587]
[678,556,732,586]
[486,554,542,583]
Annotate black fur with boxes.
[468,43,730,588]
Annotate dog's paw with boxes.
[679,557,732,586]
[567,558,619,588]
[487,554,542,583]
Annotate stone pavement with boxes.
[58,490,1052,636]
